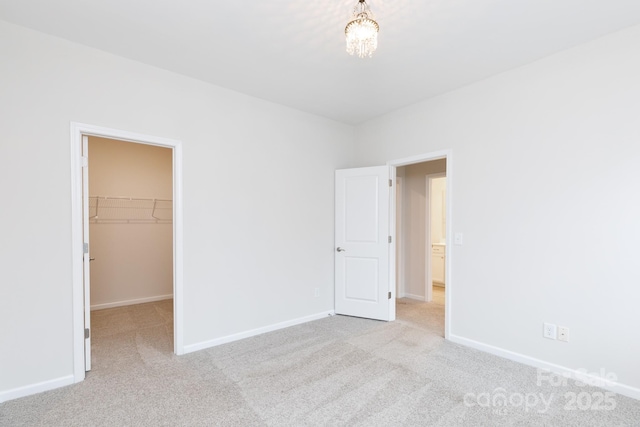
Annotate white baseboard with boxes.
[0,375,74,403]
[449,334,640,401]
[91,294,173,311]
[403,293,425,301]
[184,310,336,354]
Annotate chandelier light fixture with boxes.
[345,0,379,58]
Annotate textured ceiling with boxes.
[1,0,640,124]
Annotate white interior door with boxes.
[82,135,91,371]
[335,166,394,321]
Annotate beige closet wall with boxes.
[88,137,173,309]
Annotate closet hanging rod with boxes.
[88,195,173,222]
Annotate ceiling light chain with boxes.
[345,0,379,58]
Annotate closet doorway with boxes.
[70,123,184,382]
[86,137,174,369]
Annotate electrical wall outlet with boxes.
[558,326,569,342]
[543,323,557,340]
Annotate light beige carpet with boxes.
[1,298,639,426]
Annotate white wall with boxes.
[88,137,173,309]
[356,25,640,394]
[0,21,354,398]
[397,160,446,299]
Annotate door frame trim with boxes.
[70,122,185,383]
[388,149,452,339]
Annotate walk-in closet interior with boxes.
[88,137,173,311]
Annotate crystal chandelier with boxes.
[345,0,379,58]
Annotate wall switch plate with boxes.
[558,326,569,342]
[454,233,464,245]
[314,288,320,298]
[543,323,557,339]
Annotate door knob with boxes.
[336,247,346,252]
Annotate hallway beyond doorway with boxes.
[396,291,444,337]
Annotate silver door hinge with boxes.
[83,243,89,254]
[388,236,392,244]
[81,156,88,167]
[389,179,392,187]
[84,328,90,339]
[388,292,392,299]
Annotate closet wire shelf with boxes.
[89,196,173,224]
